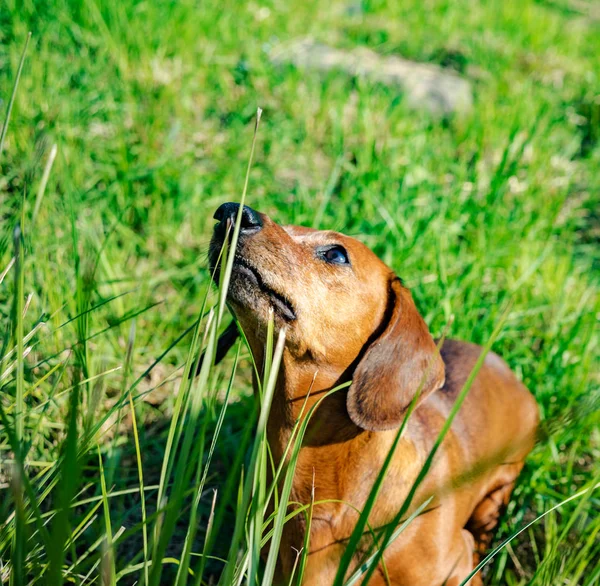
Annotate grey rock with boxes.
[270,38,473,117]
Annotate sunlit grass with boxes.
[1,0,599,584]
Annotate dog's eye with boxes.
[319,245,350,265]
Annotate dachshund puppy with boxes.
[208,203,538,586]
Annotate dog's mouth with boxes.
[229,257,297,322]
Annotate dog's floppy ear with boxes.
[347,277,445,431]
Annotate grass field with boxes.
[1,0,599,584]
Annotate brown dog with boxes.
[208,203,539,586]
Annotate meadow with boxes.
[0,0,599,584]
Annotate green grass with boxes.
[1,0,599,584]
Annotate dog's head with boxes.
[209,203,445,431]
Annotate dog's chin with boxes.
[226,279,273,327]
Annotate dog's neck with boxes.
[253,346,363,464]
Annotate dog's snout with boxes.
[214,202,262,233]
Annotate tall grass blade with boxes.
[46,370,83,585]
[12,225,24,456]
[147,312,208,586]
[218,326,285,586]
[193,488,219,586]
[9,223,26,586]
[31,144,57,228]
[530,471,600,583]
[344,496,434,586]
[0,32,31,157]
[287,547,303,586]
[123,320,150,586]
[175,343,241,586]
[98,447,117,586]
[297,469,316,585]
[262,376,351,586]
[248,317,277,586]
[8,465,25,586]
[217,107,262,323]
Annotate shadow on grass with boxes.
[77,389,257,585]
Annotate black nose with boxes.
[213,202,263,232]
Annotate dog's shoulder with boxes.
[429,338,538,454]
[437,338,528,398]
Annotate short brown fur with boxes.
[209,205,539,586]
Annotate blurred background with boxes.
[1,0,599,584]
